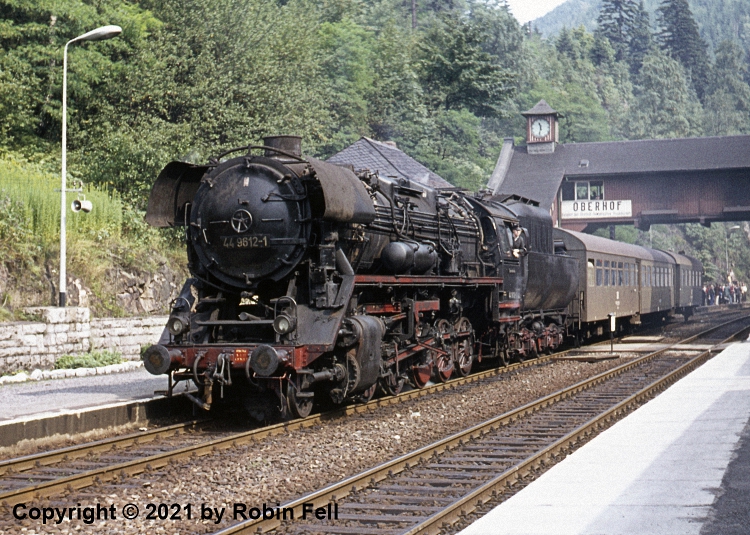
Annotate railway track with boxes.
[0,342,566,506]
[0,309,743,520]
[209,314,750,535]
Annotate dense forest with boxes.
[0,0,749,315]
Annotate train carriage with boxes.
[664,251,703,319]
[554,229,643,325]
[638,249,675,316]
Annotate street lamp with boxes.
[724,224,741,282]
[60,25,122,307]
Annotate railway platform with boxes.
[458,339,750,535]
[0,367,187,447]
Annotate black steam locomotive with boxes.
[141,136,592,418]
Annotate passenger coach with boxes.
[554,229,702,339]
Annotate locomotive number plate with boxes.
[221,235,270,249]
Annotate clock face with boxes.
[531,118,551,139]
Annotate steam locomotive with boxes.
[142,136,700,419]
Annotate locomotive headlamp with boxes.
[273,313,297,335]
[167,316,188,336]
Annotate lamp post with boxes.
[60,25,121,307]
[724,224,741,283]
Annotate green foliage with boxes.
[596,0,642,62]
[626,49,704,139]
[1,0,749,307]
[703,40,750,135]
[317,18,376,153]
[54,349,122,369]
[416,11,515,118]
[629,1,653,73]
[0,154,122,244]
[410,108,492,190]
[656,0,711,100]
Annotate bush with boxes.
[54,350,123,369]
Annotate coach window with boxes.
[618,262,624,286]
[596,259,603,286]
[604,260,610,286]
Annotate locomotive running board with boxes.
[354,275,503,285]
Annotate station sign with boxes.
[561,200,632,219]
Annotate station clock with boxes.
[521,100,559,154]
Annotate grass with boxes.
[0,153,123,245]
[54,350,123,369]
[0,152,189,317]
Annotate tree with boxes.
[703,40,750,135]
[596,0,652,74]
[416,11,515,118]
[0,0,159,151]
[468,0,523,73]
[628,1,652,73]
[656,0,710,101]
[626,49,703,139]
[317,18,376,153]
[596,0,640,62]
[80,0,335,201]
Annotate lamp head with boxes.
[70,25,122,45]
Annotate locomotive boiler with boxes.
[142,136,578,419]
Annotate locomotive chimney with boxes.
[263,135,302,159]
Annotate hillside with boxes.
[533,0,750,57]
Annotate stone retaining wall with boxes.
[0,307,167,374]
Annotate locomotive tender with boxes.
[142,136,702,419]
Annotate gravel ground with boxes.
[2,357,630,535]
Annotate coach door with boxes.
[636,259,643,316]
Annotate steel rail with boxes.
[0,339,559,504]
[0,311,737,507]
[210,313,750,535]
[0,420,203,477]
[403,322,750,535]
